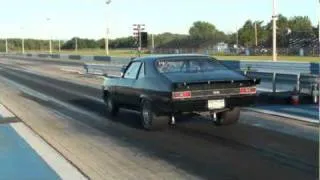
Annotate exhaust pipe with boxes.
[212,112,217,122]
[170,115,175,125]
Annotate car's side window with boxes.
[138,63,145,79]
[124,62,141,79]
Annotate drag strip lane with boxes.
[0,64,318,180]
[2,56,85,66]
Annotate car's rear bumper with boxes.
[154,95,257,115]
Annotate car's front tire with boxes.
[140,99,169,130]
[104,92,119,116]
[214,107,240,126]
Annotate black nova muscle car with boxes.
[102,54,260,130]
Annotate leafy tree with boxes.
[189,21,217,40]
[110,36,136,48]
[238,20,255,47]
[154,33,188,48]
[288,16,313,33]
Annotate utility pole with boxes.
[49,39,52,54]
[75,38,78,53]
[20,27,25,54]
[46,18,52,54]
[235,26,239,54]
[105,0,111,56]
[254,22,258,47]
[272,0,278,62]
[236,30,239,47]
[318,19,320,57]
[58,39,61,53]
[318,0,320,56]
[22,38,25,54]
[105,28,109,55]
[139,25,142,53]
[235,26,239,47]
[5,38,8,53]
[151,34,155,53]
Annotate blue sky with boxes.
[0,0,319,40]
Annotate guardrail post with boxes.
[84,64,88,74]
[296,73,300,92]
[272,72,276,93]
[312,85,317,104]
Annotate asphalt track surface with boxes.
[0,62,318,180]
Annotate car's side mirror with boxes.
[120,65,127,78]
[121,65,126,73]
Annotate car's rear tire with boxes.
[140,100,169,130]
[214,107,240,126]
[104,93,119,116]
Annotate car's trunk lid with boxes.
[164,70,248,83]
[164,70,259,99]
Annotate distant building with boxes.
[213,42,229,53]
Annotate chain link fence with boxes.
[153,47,320,56]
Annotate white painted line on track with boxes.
[60,68,84,74]
[0,69,103,104]
[4,65,101,90]
[0,75,109,126]
[0,76,50,102]
[11,123,87,180]
[0,104,14,118]
[244,107,319,124]
[280,107,317,117]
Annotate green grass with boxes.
[21,49,320,62]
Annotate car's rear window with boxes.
[155,57,228,73]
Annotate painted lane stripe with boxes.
[1,69,103,104]
[0,76,108,126]
[0,104,14,118]
[245,107,319,124]
[275,107,317,117]
[253,105,318,120]
[11,123,87,180]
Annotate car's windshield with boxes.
[155,57,229,73]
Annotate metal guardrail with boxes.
[245,71,319,91]
[222,60,319,75]
[300,74,319,97]
[84,64,123,76]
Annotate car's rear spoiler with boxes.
[173,78,261,88]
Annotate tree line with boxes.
[1,14,317,52]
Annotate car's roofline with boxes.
[132,54,214,63]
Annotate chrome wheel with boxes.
[142,102,152,128]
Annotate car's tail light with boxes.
[172,91,192,99]
[240,87,256,94]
